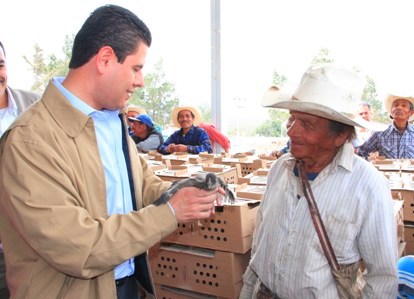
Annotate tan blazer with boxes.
[0,82,175,298]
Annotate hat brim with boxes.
[262,86,369,129]
[385,95,414,121]
[172,106,201,128]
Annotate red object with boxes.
[198,122,231,152]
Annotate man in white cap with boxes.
[357,94,414,159]
[158,106,212,154]
[240,65,397,298]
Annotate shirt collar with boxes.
[5,87,18,114]
[52,77,95,116]
[283,142,355,174]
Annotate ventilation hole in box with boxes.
[194,270,197,275]
[210,236,214,240]
[166,257,170,262]
[160,272,165,276]
[196,262,201,267]
[161,257,165,261]
[215,282,219,287]
[203,235,208,239]
[209,281,213,286]
[212,273,216,277]
[155,270,159,275]
[223,237,227,242]
[210,265,214,269]
[169,266,172,270]
[202,280,206,284]
[217,220,221,224]
[200,271,204,276]
[196,279,200,283]
[206,273,210,277]
[203,264,208,268]
[179,231,183,235]
[172,258,176,263]
[157,263,161,268]
[172,274,176,278]
[208,227,212,231]
[181,224,186,228]
[163,265,167,269]
[175,267,178,271]
[211,219,215,223]
[217,236,221,241]
[214,228,218,232]
[221,228,225,233]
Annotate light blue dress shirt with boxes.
[53,78,134,279]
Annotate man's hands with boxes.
[166,143,188,153]
[168,186,225,223]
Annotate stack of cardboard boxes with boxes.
[145,152,270,298]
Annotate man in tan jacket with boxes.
[0,5,222,299]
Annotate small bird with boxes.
[153,172,235,206]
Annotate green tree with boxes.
[198,103,212,122]
[311,47,334,65]
[255,71,290,137]
[361,76,388,123]
[24,35,72,92]
[130,59,179,127]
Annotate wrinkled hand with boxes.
[169,186,225,223]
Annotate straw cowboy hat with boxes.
[127,106,147,115]
[384,94,414,115]
[172,106,202,128]
[262,64,369,128]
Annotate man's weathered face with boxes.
[391,99,414,122]
[287,111,343,161]
[178,110,194,129]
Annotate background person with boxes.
[158,106,212,154]
[240,65,398,298]
[357,94,414,159]
[0,5,223,299]
[197,121,231,153]
[129,114,164,153]
[0,40,41,298]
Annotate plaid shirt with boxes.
[158,125,212,154]
[357,123,414,159]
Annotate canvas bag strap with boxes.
[296,159,340,272]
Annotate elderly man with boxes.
[158,106,212,154]
[357,94,414,159]
[240,65,398,298]
[129,114,164,153]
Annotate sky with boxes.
[2,0,414,129]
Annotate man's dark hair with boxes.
[329,120,356,142]
[359,102,371,109]
[69,4,152,68]
[0,41,5,57]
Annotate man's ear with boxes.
[334,130,351,148]
[96,46,116,73]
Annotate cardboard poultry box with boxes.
[154,284,229,299]
[149,243,250,298]
[162,199,260,254]
[236,185,266,200]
